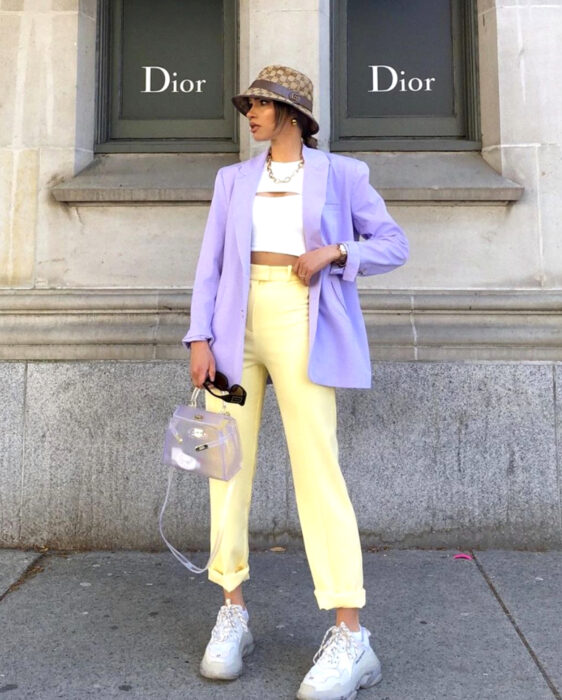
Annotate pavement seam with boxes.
[472,551,561,700]
[0,552,46,603]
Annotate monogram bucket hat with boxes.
[232,65,319,135]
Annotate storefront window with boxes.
[96,0,237,152]
[331,0,479,150]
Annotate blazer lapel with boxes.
[232,150,268,271]
[231,144,330,269]
[302,144,330,250]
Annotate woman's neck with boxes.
[269,136,303,162]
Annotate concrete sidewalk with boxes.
[0,549,561,700]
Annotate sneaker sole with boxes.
[360,668,383,688]
[199,640,255,681]
[296,669,382,700]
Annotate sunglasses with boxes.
[203,370,247,406]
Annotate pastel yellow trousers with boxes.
[206,264,365,610]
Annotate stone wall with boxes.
[2,0,561,294]
[1,0,562,548]
[2,361,561,550]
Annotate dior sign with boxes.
[141,66,207,93]
[369,65,436,93]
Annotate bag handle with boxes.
[191,385,228,414]
[189,387,201,406]
[158,466,235,574]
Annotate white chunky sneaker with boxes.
[296,622,382,700]
[199,599,255,680]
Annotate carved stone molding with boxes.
[2,288,562,361]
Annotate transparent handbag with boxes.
[159,387,242,573]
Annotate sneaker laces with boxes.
[312,623,361,668]
[210,600,248,644]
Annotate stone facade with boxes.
[1,0,561,549]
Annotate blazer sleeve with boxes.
[332,159,409,283]
[182,168,228,349]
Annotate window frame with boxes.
[330,0,480,151]
[95,0,238,153]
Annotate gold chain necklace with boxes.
[266,151,304,184]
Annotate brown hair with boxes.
[273,101,318,149]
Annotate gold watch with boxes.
[335,242,348,267]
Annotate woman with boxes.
[183,65,408,699]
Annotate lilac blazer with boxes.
[183,144,408,388]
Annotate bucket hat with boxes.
[232,65,319,135]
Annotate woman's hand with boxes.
[293,245,340,286]
[190,340,216,388]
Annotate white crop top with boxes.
[251,160,305,256]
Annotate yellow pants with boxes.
[206,264,365,610]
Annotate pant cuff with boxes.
[208,566,250,592]
[314,588,366,610]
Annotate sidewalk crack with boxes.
[473,552,561,699]
[0,552,47,604]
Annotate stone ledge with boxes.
[51,151,524,204]
[1,288,561,361]
[343,152,524,202]
[50,153,240,204]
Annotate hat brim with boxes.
[232,88,319,136]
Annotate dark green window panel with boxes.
[331,0,480,151]
[96,0,238,153]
